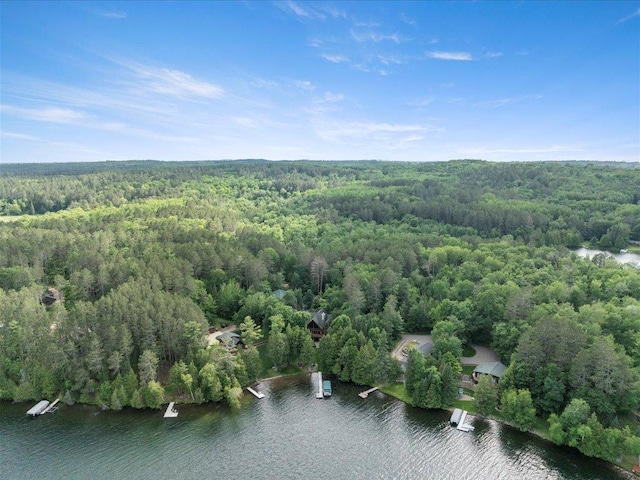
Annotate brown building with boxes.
[306,311,331,341]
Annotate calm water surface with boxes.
[0,375,631,480]
[575,247,640,268]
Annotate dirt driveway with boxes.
[206,324,237,346]
[461,344,498,366]
[392,334,498,366]
[391,334,432,361]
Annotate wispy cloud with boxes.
[123,62,225,99]
[277,1,327,20]
[351,29,401,44]
[616,7,640,25]
[399,13,416,26]
[321,53,350,63]
[378,54,402,66]
[474,94,542,108]
[461,144,583,155]
[408,97,435,107]
[97,8,127,19]
[317,120,434,141]
[85,6,127,19]
[321,92,344,103]
[1,105,86,123]
[483,51,503,59]
[1,131,39,141]
[427,51,473,61]
[292,79,316,91]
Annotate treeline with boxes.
[2,161,639,250]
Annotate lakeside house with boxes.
[307,310,331,341]
[217,332,243,349]
[273,289,287,299]
[472,361,507,384]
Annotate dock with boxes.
[358,386,379,398]
[27,400,50,417]
[451,408,474,432]
[163,402,178,418]
[247,387,265,399]
[41,398,60,414]
[316,372,324,399]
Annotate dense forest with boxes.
[1,160,639,466]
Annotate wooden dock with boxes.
[358,386,379,398]
[164,402,178,418]
[41,398,60,414]
[316,372,324,399]
[247,387,265,399]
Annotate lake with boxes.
[0,374,630,480]
[575,247,640,268]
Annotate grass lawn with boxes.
[462,365,475,376]
[256,343,306,379]
[379,382,412,404]
[462,344,477,357]
[452,399,476,413]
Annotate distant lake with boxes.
[0,374,630,480]
[574,247,640,268]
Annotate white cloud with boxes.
[351,30,401,44]
[460,145,583,155]
[292,79,316,91]
[125,63,225,99]
[86,6,127,19]
[1,131,38,141]
[277,1,326,20]
[616,7,640,25]
[399,13,416,26]
[1,105,86,123]
[321,53,349,63]
[317,120,433,141]
[427,51,473,61]
[474,94,542,108]
[483,51,503,59]
[100,9,126,19]
[378,54,402,65]
[408,98,435,107]
[322,92,344,103]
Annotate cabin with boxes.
[472,361,507,384]
[307,311,332,341]
[416,341,434,356]
[273,289,287,299]
[217,332,243,348]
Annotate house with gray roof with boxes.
[217,332,242,348]
[472,361,507,384]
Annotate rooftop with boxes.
[473,361,507,378]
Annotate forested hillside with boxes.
[1,160,639,462]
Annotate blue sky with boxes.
[1,1,639,163]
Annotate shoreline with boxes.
[378,382,637,477]
[6,372,636,476]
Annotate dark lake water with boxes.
[1,374,631,480]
